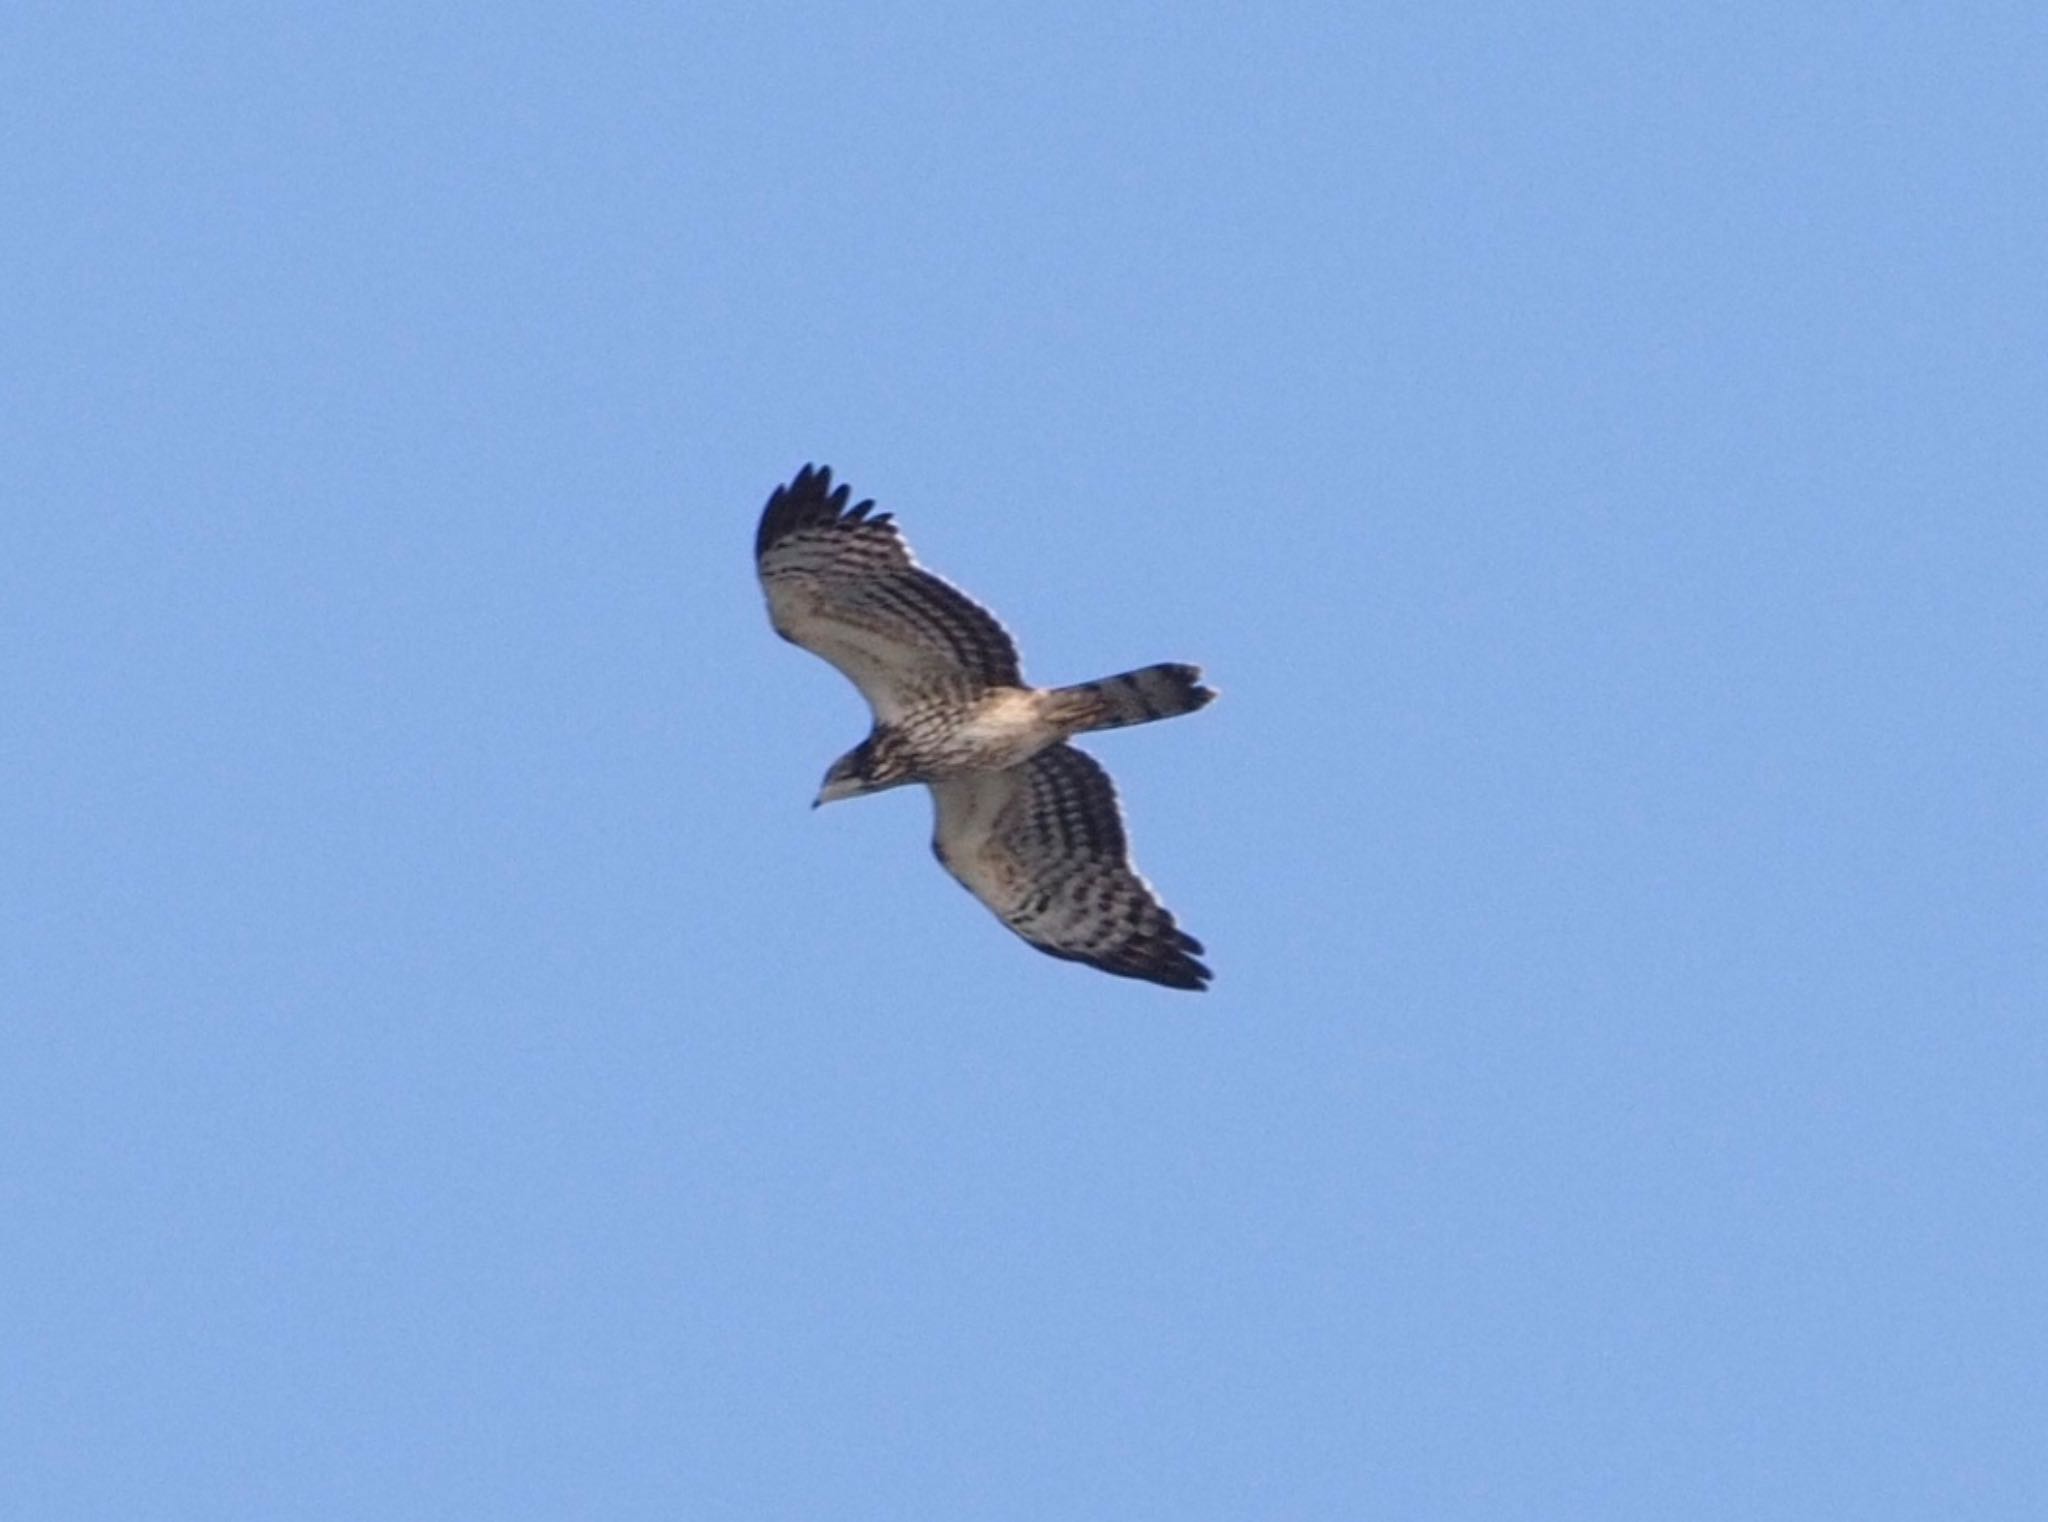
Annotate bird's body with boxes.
[850,686,1068,788]
[756,464,1215,991]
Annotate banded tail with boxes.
[1049,663,1217,735]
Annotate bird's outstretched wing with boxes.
[929,744,1211,991]
[756,465,1022,722]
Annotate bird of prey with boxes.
[755,465,1216,990]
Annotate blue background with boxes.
[5,5,2043,1517]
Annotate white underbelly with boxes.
[950,691,1058,766]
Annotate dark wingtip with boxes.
[1032,933,1214,991]
[1143,925,1213,990]
[756,462,849,559]
[755,465,901,563]
[1145,956,1214,992]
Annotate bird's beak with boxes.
[813,775,860,809]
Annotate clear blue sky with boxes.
[4,5,2043,1517]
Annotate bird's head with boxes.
[813,735,912,808]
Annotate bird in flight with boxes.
[755,465,1216,990]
